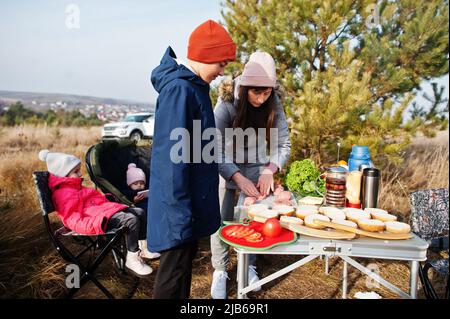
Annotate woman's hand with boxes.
[133,193,145,203]
[232,172,261,198]
[257,168,275,198]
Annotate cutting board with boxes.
[315,220,413,240]
[219,221,297,251]
[253,215,356,240]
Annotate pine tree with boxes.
[409,82,449,136]
[221,0,449,166]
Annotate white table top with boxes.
[233,194,429,261]
[234,233,428,261]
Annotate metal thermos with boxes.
[361,168,381,209]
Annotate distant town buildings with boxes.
[0,97,153,122]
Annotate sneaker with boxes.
[138,240,161,259]
[139,250,161,260]
[211,270,229,299]
[125,250,153,276]
[248,265,261,292]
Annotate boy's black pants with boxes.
[153,240,198,299]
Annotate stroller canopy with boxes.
[85,139,151,206]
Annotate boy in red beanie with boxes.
[148,20,236,299]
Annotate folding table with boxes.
[232,204,428,299]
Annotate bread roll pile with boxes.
[278,204,410,234]
[305,207,410,233]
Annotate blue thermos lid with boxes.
[350,146,370,156]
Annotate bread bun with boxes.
[385,221,411,234]
[304,214,330,229]
[298,196,324,206]
[331,219,358,229]
[256,209,279,220]
[344,208,371,222]
[280,215,303,225]
[248,204,269,219]
[319,206,346,220]
[296,205,319,219]
[357,218,385,232]
[273,204,296,217]
[364,208,397,222]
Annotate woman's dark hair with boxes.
[233,85,277,144]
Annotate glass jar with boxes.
[325,167,347,207]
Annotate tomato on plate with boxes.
[262,218,282,237]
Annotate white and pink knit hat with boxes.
[126,163,146,186]
[239,51,277,88]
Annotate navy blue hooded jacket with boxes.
[147,47,221,252]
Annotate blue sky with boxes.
[0,0,223,103]
[0,0,448,112]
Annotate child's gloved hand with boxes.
[134,193,146,203]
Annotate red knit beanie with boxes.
[188,20,236,64]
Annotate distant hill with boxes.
[0,90,154,111]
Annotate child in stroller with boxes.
[122,163,149,212]
[39,149,156,277]
[121,163,160,259]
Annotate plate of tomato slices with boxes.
[219,221,297,250]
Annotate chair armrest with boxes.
[104,193,119,202]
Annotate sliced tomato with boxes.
[232,226,246,238]
[225,226,241,237]
[238,228,254,238]
[244,230,264,243]
[245,236,264,243]
[225,225,262,242]
[231,226,252,239]
[224,226,237,236]
[246,232,261,239]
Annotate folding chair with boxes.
[410,188,449,299]
[32,171,128,299]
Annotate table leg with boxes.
[237,251,249,299]
[341,256,411,299]
[325,256,329,275]
[342,260,348,299]
[409,261,419,299]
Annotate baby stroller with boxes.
[85,139,152,206]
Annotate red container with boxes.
[346,201,361,209]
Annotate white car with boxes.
[101,112,155,141]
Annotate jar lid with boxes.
[327,166,348,173]
[363,168,380,177]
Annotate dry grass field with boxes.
[0,125,448,299]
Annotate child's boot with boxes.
[138,240,161,259]
[125,250,153,276]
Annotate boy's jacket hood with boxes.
[151,46,208,93]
